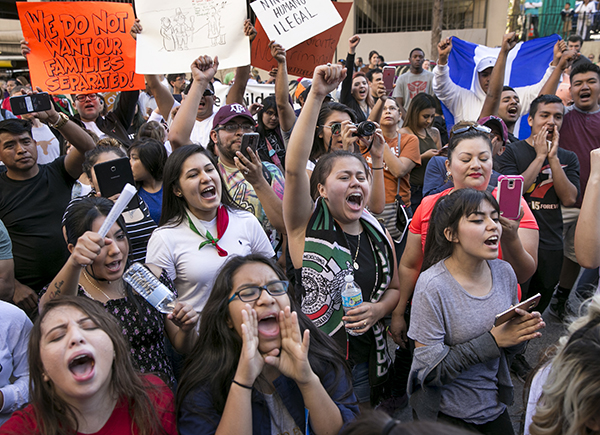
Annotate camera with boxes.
[352,121,377,137]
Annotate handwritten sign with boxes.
[251,2,351,78]
[135,0,250,74]
[250,0,341,50]
[17,2,144,94]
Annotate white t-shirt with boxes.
[82,120,107,140]
[190,113,216,148]
[32,123,60,164]
[146,208,274,312]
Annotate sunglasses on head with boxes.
[451,124,492,137]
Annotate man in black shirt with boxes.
[0,102,94,315]
[496,94,580,314]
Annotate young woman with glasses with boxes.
[176,254,358,435]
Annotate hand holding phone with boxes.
[10,92,52,115]
[240,133,260,160]
[494,293,541,327]
[497,175,523,220]
[382,66,395,96]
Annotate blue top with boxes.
[178,369,359,435]
[138,186,163,224]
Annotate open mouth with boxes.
[346,192,363,211]
[257,314,280,337]
[579,91,591,100]
[546,126,555,140]
[68,353,95,381]
[507,106,518,116]
[484,235,499,247]
[201,186,216,198]
[106,260,121,273]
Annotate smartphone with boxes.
[240,132,260,160]
[10,92,52,115]
[382,66,395,96]
[93,157,138,211]
[494,293,541,327]
[497,175,524,220]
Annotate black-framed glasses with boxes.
[216,123,255,133]
[452,124,492,137]
[322,122,342,136]
[74,94,98,102]
[228,280,289,303]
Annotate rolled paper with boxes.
[97,183,137,238]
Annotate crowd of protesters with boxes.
[0,13,599,435]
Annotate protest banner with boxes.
[251,2,351,78]
[17,2,144,94]
[213,81,276,110]
[250,0,341,50]
[135,0,250,74]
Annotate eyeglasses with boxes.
[203,88,215,97]
[322,122,342,136]
[216,123,255,133]
[74,94,98,102]
[451,124,492,137]
[228,280,289,303]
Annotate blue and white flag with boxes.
[444,34,560,139]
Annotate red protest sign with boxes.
[17,2,145,94]
[251,2,352,78]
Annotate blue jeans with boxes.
[351,362,370,403]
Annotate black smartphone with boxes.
[93,157,138,211]
[10,92,53,115]
[240,133,260,160]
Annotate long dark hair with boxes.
[421,188,499,271]
[403,93,437,134]
[29,296,167,435]
[311,102,357,162]
[159,145,240,227]
[175,254,353,422]
[128,137,168,184]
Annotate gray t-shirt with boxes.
[0,219,12,260]
[392,70,434,109]
[408,258,518,424]
[261,390,300,435]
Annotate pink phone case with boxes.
[382,67,395,96]
[497,175,524,220]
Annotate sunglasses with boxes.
[322,122,342,136]
[451,124,492,137]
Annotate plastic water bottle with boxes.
[123,263,177,314]
[341,274,364,336]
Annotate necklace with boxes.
[83,269,122,301]
[351,232,361,270]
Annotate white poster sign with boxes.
[250,0,341,50]
[212,81,276,109]
[135,0,250,74]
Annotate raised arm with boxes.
[270,41,297,133]
[575,149,600,268]
[479,33,517,119]
[538,48,575,98]
[284,64,346,268]
[26,88,94,179]
[39,231,106,312]
[339,36,359,107]
[225,20,256,106]
[168,55,218,150]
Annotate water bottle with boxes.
[341,274,364,336]
[123,263,177,314]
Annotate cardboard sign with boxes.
[17,2,144,94]
[212,81,276,109]
[135,0,250,74]
[250,0,341,50]
[251,2,351,78]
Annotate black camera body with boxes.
[352,121,377,137]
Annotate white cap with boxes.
[344,274,354,282]
[476,56,496,72]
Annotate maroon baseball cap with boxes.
[479,115,508,145]
[212,103,255,130]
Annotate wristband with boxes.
[232,379,253,390]
[49,112,69,129]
